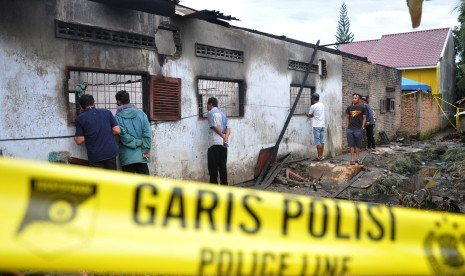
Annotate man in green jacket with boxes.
[115,90,152,174]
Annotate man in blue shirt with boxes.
[361,96,376,152]
[207,97,231,185]
[74,94,120,169]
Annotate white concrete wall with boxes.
[156,19,343,183]
[0,0,160,162]
[0,1,343,184]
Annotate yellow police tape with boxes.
[1,157,465,275]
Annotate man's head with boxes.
[352,93,361,105]
[207,97,218,111]
[78,94,95,109]
[115,90,130,106]
[312,93,320,102]
[360,96,368,104]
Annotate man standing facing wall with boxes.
[307,93,325,161]
[115,90,152,175]
[206,97,231,185]
[74,94,120,170]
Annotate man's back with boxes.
[309,102,325,128]
[75,108,118,162]
[207,107,227,147]
[115,107,152,166]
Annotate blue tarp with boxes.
[401,77,431,92]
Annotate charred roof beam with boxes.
[88,0,178,17]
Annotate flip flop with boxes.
[350,161,356,165]
[356,160,363,165]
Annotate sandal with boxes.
[350,161,356,165]
[356,160,363,165]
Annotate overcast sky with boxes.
[179,0,460,46]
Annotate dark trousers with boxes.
[89,157,117,170]
[122,163,150,175]
[208,145,228,185]
[366,124,376,149]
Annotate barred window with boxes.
[198,79,244,118]
[290,86,315,115]
[66,70,145,124]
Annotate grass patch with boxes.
[364,176,403,196]
[443,147,465,162]
[388,147,438,174]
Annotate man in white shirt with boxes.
[207,97,231,185]
[307,93,325,161]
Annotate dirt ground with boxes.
[239,128,465,214]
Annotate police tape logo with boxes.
[17,178,98,257]
[424,217,465,274]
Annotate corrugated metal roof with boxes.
[338,28,450,68]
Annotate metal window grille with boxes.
[68,70,144,119]
[56,20,156,50]
[198,79,240,117]
[288,60,318,72]
[195,43,244,63]
[290,86,314,115]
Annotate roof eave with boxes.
[397,65,438,70]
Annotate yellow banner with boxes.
[1,157,465,275]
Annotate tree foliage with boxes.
[454,1,465,100]
[335,1,354,48]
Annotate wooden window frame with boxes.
[380,99,387,114]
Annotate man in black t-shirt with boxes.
[345,93,366,165]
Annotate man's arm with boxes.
[119,125,141,149]
[212,126,224,138]
[74,136,85,145]
[141,114,152,154]
[345,115,349,129]
[224,127,231,144]
[362,115,367,129]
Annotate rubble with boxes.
[258,129,465,213]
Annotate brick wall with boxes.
[342,56,402,148]
[400,93,418,136]
[401,91,441,139]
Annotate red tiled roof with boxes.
[338,39,379,58]
[338,28,450,68]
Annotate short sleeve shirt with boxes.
[308,102,325,128]
[346,104,366,130]
[207,107,228,147]
[75,108,118,162]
